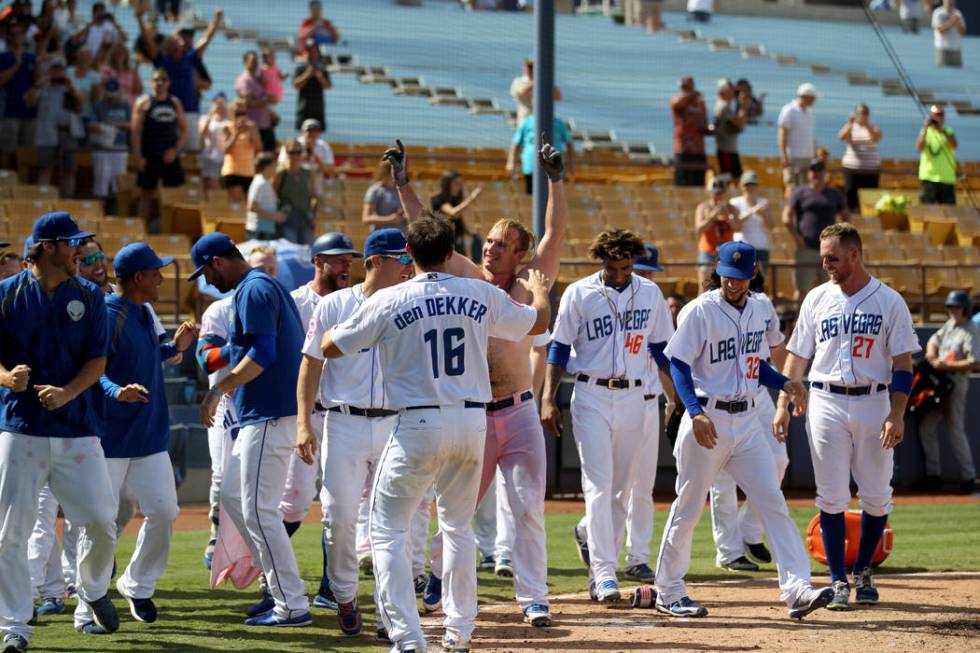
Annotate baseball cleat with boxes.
[337,599,363,636]
[2,634,28,652]
[573,524,590,567]
[26,608,36,626]
[414,574,427,594]
[854,567,879,605]
[441,633,471,652]
[65,584,77,600]
[624,563,656,582]
[203,539,215,570]
[479,554,495,570]
[376,626,390,643]
[826,581,851,611]
[313,580,338,610]
[36,597,65,616]
[76,621,109,635]
[422,573,442,613]
[655,595,708,618]
[789,586,834,619]
[523,603,553,627]
[88,594,120,633]
[244,610,313,627]
[588,579,598,602]
[246,592,275,617]
[745,541,772,564]
[117,578,157,623]
[494,557,514,578]
[595,579,621,604]
[722,556,759,572]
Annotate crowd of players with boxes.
[0,136,965,653]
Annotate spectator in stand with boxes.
[625,0,665,32]
[235,50,276,152]
[509,58,561,126]
[778,82,817,198]
[131,68,187,228]
[363,161,405,230]
[276,118,334,194]
[199,92,229,194]
[275,138,316,245]
[695,176,737,290]
[838,103,882,211]
[899,0,926,33]
[70,48,102,122]
[246,152,285,241]
[687,0,713,23]
[138,7,222,152]
[220,97,261,203]
[735,79,765,125]
[260,48,286,107]
[248,244,278,276]
[729,171,773,273]
[714,78,747,179]
[0,250,23,280]
[25,56,84,197]
[0,22,37,170]
[89,78,131,212]
[157,0,182,23]
[667,294,685,327]
[99,43,143,107]
[916,104,958,205]
[292,41,331,131]
[52,0,84,48]
[297,0,340,57]
[671,76,709,187]
[431,170,484,261]
[176,24,216,131]
[70,2,125,59]
[782,159,849,302]
[507,111,573,194]
[932,0,966,68]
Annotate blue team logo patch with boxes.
[66,300,85,321]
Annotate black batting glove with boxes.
[538,135,564,182]
[382,139,409,187]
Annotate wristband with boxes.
[891,369,913,395]
[208,386,223,399]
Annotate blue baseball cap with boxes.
[311,232,360,258]
[189,232,237,280]
[363,228,407,258]
[716,241,756,280]
[634,244,664,272]
[113,242,173,279]
[31,212,95,245]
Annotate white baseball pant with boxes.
[570,383,645,586]
[710,391,788,564]
[473,482,497,560]
[28,484,65,601]
[806,390,893,516]
[221,417,310,618]
[320,410,397,603]
[655,409,813,607]
[625,394,661,567]
[75,451,179,627]
[0,433,117,644]
[493,468,516,564]
[371,405,486,650]
[279,410,325,524]
[358,476,432,578]
[207,397,239,540]
[62,519,78,589]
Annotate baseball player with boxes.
[297,228,412,637]
[775,223,919,610]
[657,241,833,619]
[394,137,567,626]
[191,232,310,627]
[541,229,674,604]
[311,214,551,653]
[0,213,121,652]
[74,243,197,632]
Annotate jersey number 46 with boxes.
[423,328,466,378]
[625,333,645,355]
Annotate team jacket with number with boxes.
[551,272,673,381]
[665,290,783,402]
[330,272,536,409]
[786,278,920,385]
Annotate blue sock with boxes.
[820,511,848,583]
[283,520,301,537]
[320,527,330,587]
[853,512,888,573]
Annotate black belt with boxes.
[576,374,643,390]
[810,382,887,396]
[405,401,485,411]
[486,390,534,413]
[698,396,751,414]
[644,393,658,401]
[314,402,328,413]
[328,405,398,418]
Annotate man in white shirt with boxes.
[932,0,967,67]
[509,59,561,126]
[277,118,335,188]
[73,2,124,59]
[778,83,817,197]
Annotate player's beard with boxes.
[327,270,350,292]
[722,285,748,306]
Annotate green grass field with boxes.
[27,502,980,652]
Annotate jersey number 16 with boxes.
[423,328,465,378]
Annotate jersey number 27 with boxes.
[423,328,465,378]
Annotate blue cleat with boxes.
[244,611,312,627]
[655,595,708,617]
[246,592,274,618]
[422,573,442,613]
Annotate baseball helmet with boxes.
[805,511,892,567]
[943,290,971,312]
[311,232,360,259]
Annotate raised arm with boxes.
[522,140,567,288]
[136,9,159,61]
[195,9,224,56]
[383,139,426,220]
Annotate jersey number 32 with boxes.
[423,328,466,378]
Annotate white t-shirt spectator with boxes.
[729,195,770,252]
[688,0,714,12]
[777,100,816,160]
[83,21,121,58]
[932,7,966,51]
[246,175,279,236]
[510,75,533,125]
[276,135,335,169]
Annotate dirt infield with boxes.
[448,573,980,653]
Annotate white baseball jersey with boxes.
[303,284,387,409]
[786,278,921,385]
[199,296,234,386]
[330,272,537,408]
[552,272,674,380]
[665,290,784,401]
[291,283,325,330]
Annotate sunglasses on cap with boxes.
[381,254,413,265]
[80,251,106,266]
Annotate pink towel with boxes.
[210,497,263,590]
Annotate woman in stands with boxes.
[199,92,229,196]
[694,175,737,291]
[729,170,773,273]
[99,42,143,107]
[219,97,261,203]
[838,102,882,211]
[430,170,483,261]
[362,160,405,231]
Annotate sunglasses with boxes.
[42,237,85,248]
[80,251,106,266]
[381,254,413,265]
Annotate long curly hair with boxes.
[587,228,647,261]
